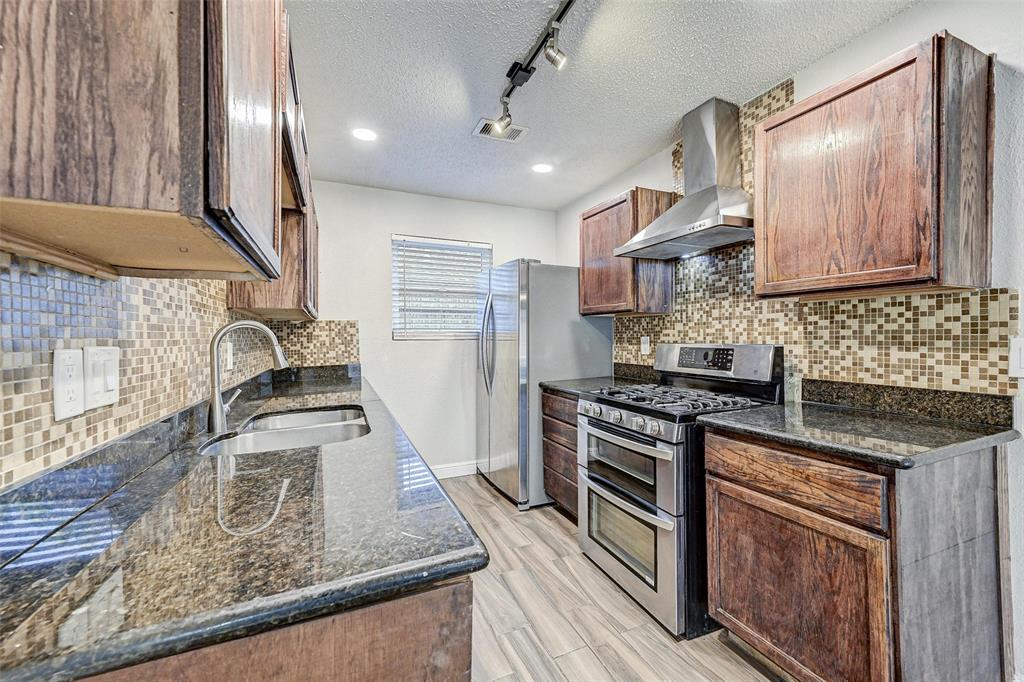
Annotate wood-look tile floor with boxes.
[442,475,774,682]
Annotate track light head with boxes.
[544,21,567,70]
[493,97,512,135]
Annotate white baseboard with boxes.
[430,459,478,480]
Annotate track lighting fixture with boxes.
[544,21,567,70]
[474,0,575,140]
[493,97,512,135]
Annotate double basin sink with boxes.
[201,407,370,456]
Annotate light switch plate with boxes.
[84,346,120,410]
[53,350,85,421]
[640,336,651,355]
[1010,337,1024,378]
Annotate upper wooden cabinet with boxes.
[0,0,282,280]
[579,188,676,315]
[228,16,318,320]
[754,32,992,298]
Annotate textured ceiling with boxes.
[287,0,915,210]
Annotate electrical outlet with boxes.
[224,341,234,371]
[53,349,85,421]
[1010,337,1024,378]
[640,336,651,355]
[84,346,120,410]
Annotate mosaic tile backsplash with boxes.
[0,253,358,490]
[614,244,1018,396]
[619,79,1018,398]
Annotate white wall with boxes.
[313,181,556,477]
[554,146,675,266]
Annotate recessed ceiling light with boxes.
[532,163,554,174]
[352,128,378,141]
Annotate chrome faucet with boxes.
[209,320,289,435]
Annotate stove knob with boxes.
[630,416,646,431]
[647,421,662,436]
[609,410,623,424]
[581,404,591,416]
[591,405,603,417]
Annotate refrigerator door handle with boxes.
[485,296,497,391]
[480,293,492,394]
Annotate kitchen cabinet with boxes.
[754,32,991,298]
[0,0,283,280]
[228,15,318,320]
[86,578,472,682]
[579,188,676,315]
[704,431,1003,681]
[541,389,579,520]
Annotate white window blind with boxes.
[391,234,492,340]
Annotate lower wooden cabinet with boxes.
[540,389,579,520]
[87,578,472,681]
[705,431,1004,682]
[707,476,892,682]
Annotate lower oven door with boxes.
[577,417,681,514]
[578,467,684,635]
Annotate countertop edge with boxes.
[697,412,1021,469]
[8,547,488,682]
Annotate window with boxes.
[391,234,492,340]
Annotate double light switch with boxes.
[52,347,120,420]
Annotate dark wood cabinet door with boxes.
[632,188,676,314]
[579,193,636,314]
[755,38,936,296]
[707,476,893,682]
[207,0,283,278]
[304,193,319,317]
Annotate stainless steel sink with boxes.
[200,408,370,456]
[245,408,364,431]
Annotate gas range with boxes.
[578,343,783,444]
[575,343,784,639]
[580,384,759,443]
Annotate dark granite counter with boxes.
[0,367,488,680]
[539,376,642,397]
[697,402,1019,469]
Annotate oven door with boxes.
[578,467,684,634]
[577,417,680,514]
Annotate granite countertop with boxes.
[0,369,488,680]
[697,402,1020,468]
[539,376,642,397]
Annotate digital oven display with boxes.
[677,347,734,371]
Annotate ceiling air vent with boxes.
[472,118,529,143]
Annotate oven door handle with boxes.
[579,470,675,531]
[577,417,675,462]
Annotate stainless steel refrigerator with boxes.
[476,259,612,509]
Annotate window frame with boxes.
[390,233,493,341]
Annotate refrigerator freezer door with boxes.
[486,259,525,502]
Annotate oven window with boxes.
[585,433,657,505]
[588,490,657,588]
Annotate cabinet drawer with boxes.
[543,416,577,450]
[705,433,888,533]
[543,466,578,519]
[543,438,577,482]
[541,392,578,425]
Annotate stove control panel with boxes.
[677,346,734,371]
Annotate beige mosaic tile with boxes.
[613,244,1018,396]
[0,253,359,490]
[268,320,359,367]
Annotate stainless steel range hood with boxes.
[614,98,753,260]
